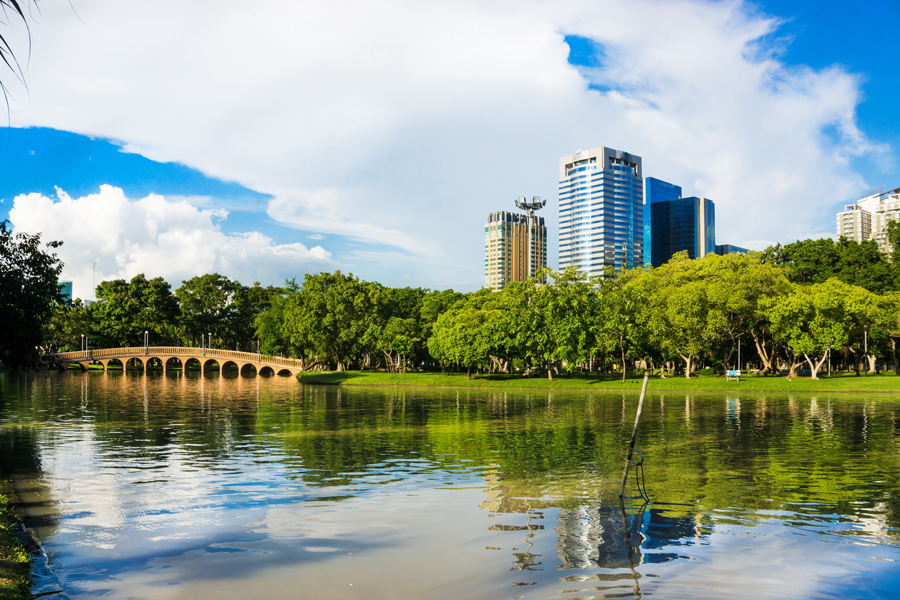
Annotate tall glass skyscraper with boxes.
[643,177,683,267]
[558,147,644,277]
[650,196,716,267]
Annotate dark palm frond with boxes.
[0,0,29,84]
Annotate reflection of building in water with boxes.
[555,504,713,569]
[479,471,713,573]
[556,505,631,569]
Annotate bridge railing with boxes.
[42,347,304,369]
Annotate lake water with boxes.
[1,372,899,599]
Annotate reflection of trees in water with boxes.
[4,375,900,541]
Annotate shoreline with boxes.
[0,488,30,599]
[297,371,900,394]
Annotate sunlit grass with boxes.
[298,370,899,393]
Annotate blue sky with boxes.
[2,0,897,294]
[754,0,900,189]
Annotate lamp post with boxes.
[81,334,85,356]
[864,325,868,375]
[144,331,148,355]
[257,340,260,363]
[201,334,205,357]
[738,337,741,371]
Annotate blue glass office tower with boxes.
[650,196,716,267]
[643,177,682,267]
[559,147,643,277]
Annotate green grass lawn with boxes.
[298,370,900,393]
[0,495,29,599]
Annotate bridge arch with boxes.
[202,359,219,373]
[240,363,258,376]
[164,357,184,373]
[276,368,294,377]
[123,357,144,371]
[144,357,165,372]
[220,360,238,375]
[103,358,125,371]
[259,366,275,376]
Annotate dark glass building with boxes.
[715,244,749,255]
[643,177,682,267]
[650,196,716,267]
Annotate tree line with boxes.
[4,216,900,379]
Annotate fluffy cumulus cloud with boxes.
[2,0,888,288]
[9,186,335,299]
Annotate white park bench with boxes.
[726,369,741,381]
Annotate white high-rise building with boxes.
[837,186,900,253]
[559,147,643,278]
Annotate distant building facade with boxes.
[649,196,716,267]
[643,177,683,267]
[838,186,900,253]
[484,210,547,291]
[837,204,872,243]
[58,281,73,303]
[559,147,644,277]
[715,244,748,255]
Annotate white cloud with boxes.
[2,0,890,289]
[9,185,336,299]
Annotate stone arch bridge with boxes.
[39,347,303,377]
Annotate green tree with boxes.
[764,237,895,293]
[282,271,372,371]
[428,303,499,379]
[592,267,647,382]
[639,253,714,378]
[255,279,300,357]
[91,274,180,347]
[176,273,245,348]
[0,221,64,368]
[43,299,95,353]
[700,252,792,373]
[761,279,870,379]
[882,292,900,375]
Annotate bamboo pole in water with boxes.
[618,371,650,498]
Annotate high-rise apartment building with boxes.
[559,147,643,277]
[836,204,872,242]
[484,210,547,291]
[643,177,683,267]
[838,186,900,253]
[649,196,716,267]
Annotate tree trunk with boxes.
[679,354,692,379]
[466,365,472,380]
[804,351,828,380]
[621,346,626,383]
[866,354,877,374]
[547,361,553,381]
[893,338,898,375]
[751,330,775,374]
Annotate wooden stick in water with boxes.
[618,371,650,498]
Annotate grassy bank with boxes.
[0,495,29,599]
[298,370,900,393]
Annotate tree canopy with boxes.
[0,221,64,368]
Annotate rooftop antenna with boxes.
[514,196,546,279]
